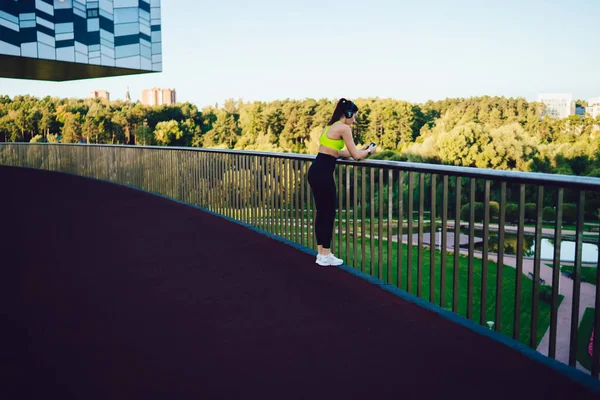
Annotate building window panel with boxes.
[55,22,74,34]
[151,30,161,43]
[0,41,21,56]
[99,0,114,13]
[57,46,75,62]
[36,17,54,31]
[151,0,160,7]
[114,7,139,24]
[114,22,139,36]
[151,42,161,54]
[54,0,74,9]
[56,32,75,41]
[115,0,139,7]
[151,54,161,63]
[116,55,140,69]
[99,9,114,20]
[100,38,114,49]
[74,9,86,18]
[140,23,150,36]
[20,20,35,30]
[101,56,115,66]
[38,31,56,47]
[140,44,150,58]
[75,51,88,63]
[19,13,36,22]
[21,42,38,57]
[152,62,162,71]
[139,9,150,22]
[38,42,56,60]
[0,17,19,32]
[100,29,114,42]
[101,45,114,56]
[115,43,139,58]
[75,41,87,53]
[1,11,19,24]
[35,0,55,16]
[87,1,100,8]
[141,57,151,70]
[88,18,99,31]
[150,8,160,19]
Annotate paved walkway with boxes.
[2,165,598,399]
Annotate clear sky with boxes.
[1,0,599,107]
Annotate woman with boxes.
[308,98,377,266]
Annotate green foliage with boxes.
[538,285,553,303]
[30,134,44,143]
[524,203,537,222]
[154,120,183,146]
[1,94,599,178]
[460,202,485,222]
[542,206,556,222]
[562,203,577,224]
[506,203,519,223]
[489,201,499,220]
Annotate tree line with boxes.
[1,94,600,177]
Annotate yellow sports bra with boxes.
[319,122,344,151]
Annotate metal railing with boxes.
[2,142,600,377]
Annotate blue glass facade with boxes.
[0,0,162,80]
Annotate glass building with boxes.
[0,0,162,80]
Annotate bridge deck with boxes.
[1,166,597,399]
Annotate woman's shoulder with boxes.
[330,123,352,136]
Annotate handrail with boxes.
[5,142,600,190]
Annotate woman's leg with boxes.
[313,177,337,253]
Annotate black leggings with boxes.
[308,153,337,249]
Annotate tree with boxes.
[154,120,183,146]
[61,112,82,143]
[135,121,153,146]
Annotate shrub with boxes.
[562,203,577,224]
[505,203,519,223]
[524,203,537,222]
[460,202,485,222]
[542,206,556,222]
[489,201,499,221]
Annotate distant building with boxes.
[587,97,600,119]
[0,0,162,81]
[536,93,575,119]
[141,88,176,106]
[125,87,132,102]
[90,90,110,101]
[575,106,586,116]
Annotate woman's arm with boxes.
[339,125,371,160]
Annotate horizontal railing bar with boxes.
[3,143,600,190]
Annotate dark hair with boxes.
[327,98,359,125]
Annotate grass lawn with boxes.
[577,308,595,371]
[560,265,598,285]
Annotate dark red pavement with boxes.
[1,166,597,399]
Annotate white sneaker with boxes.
[316,253,343,267]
